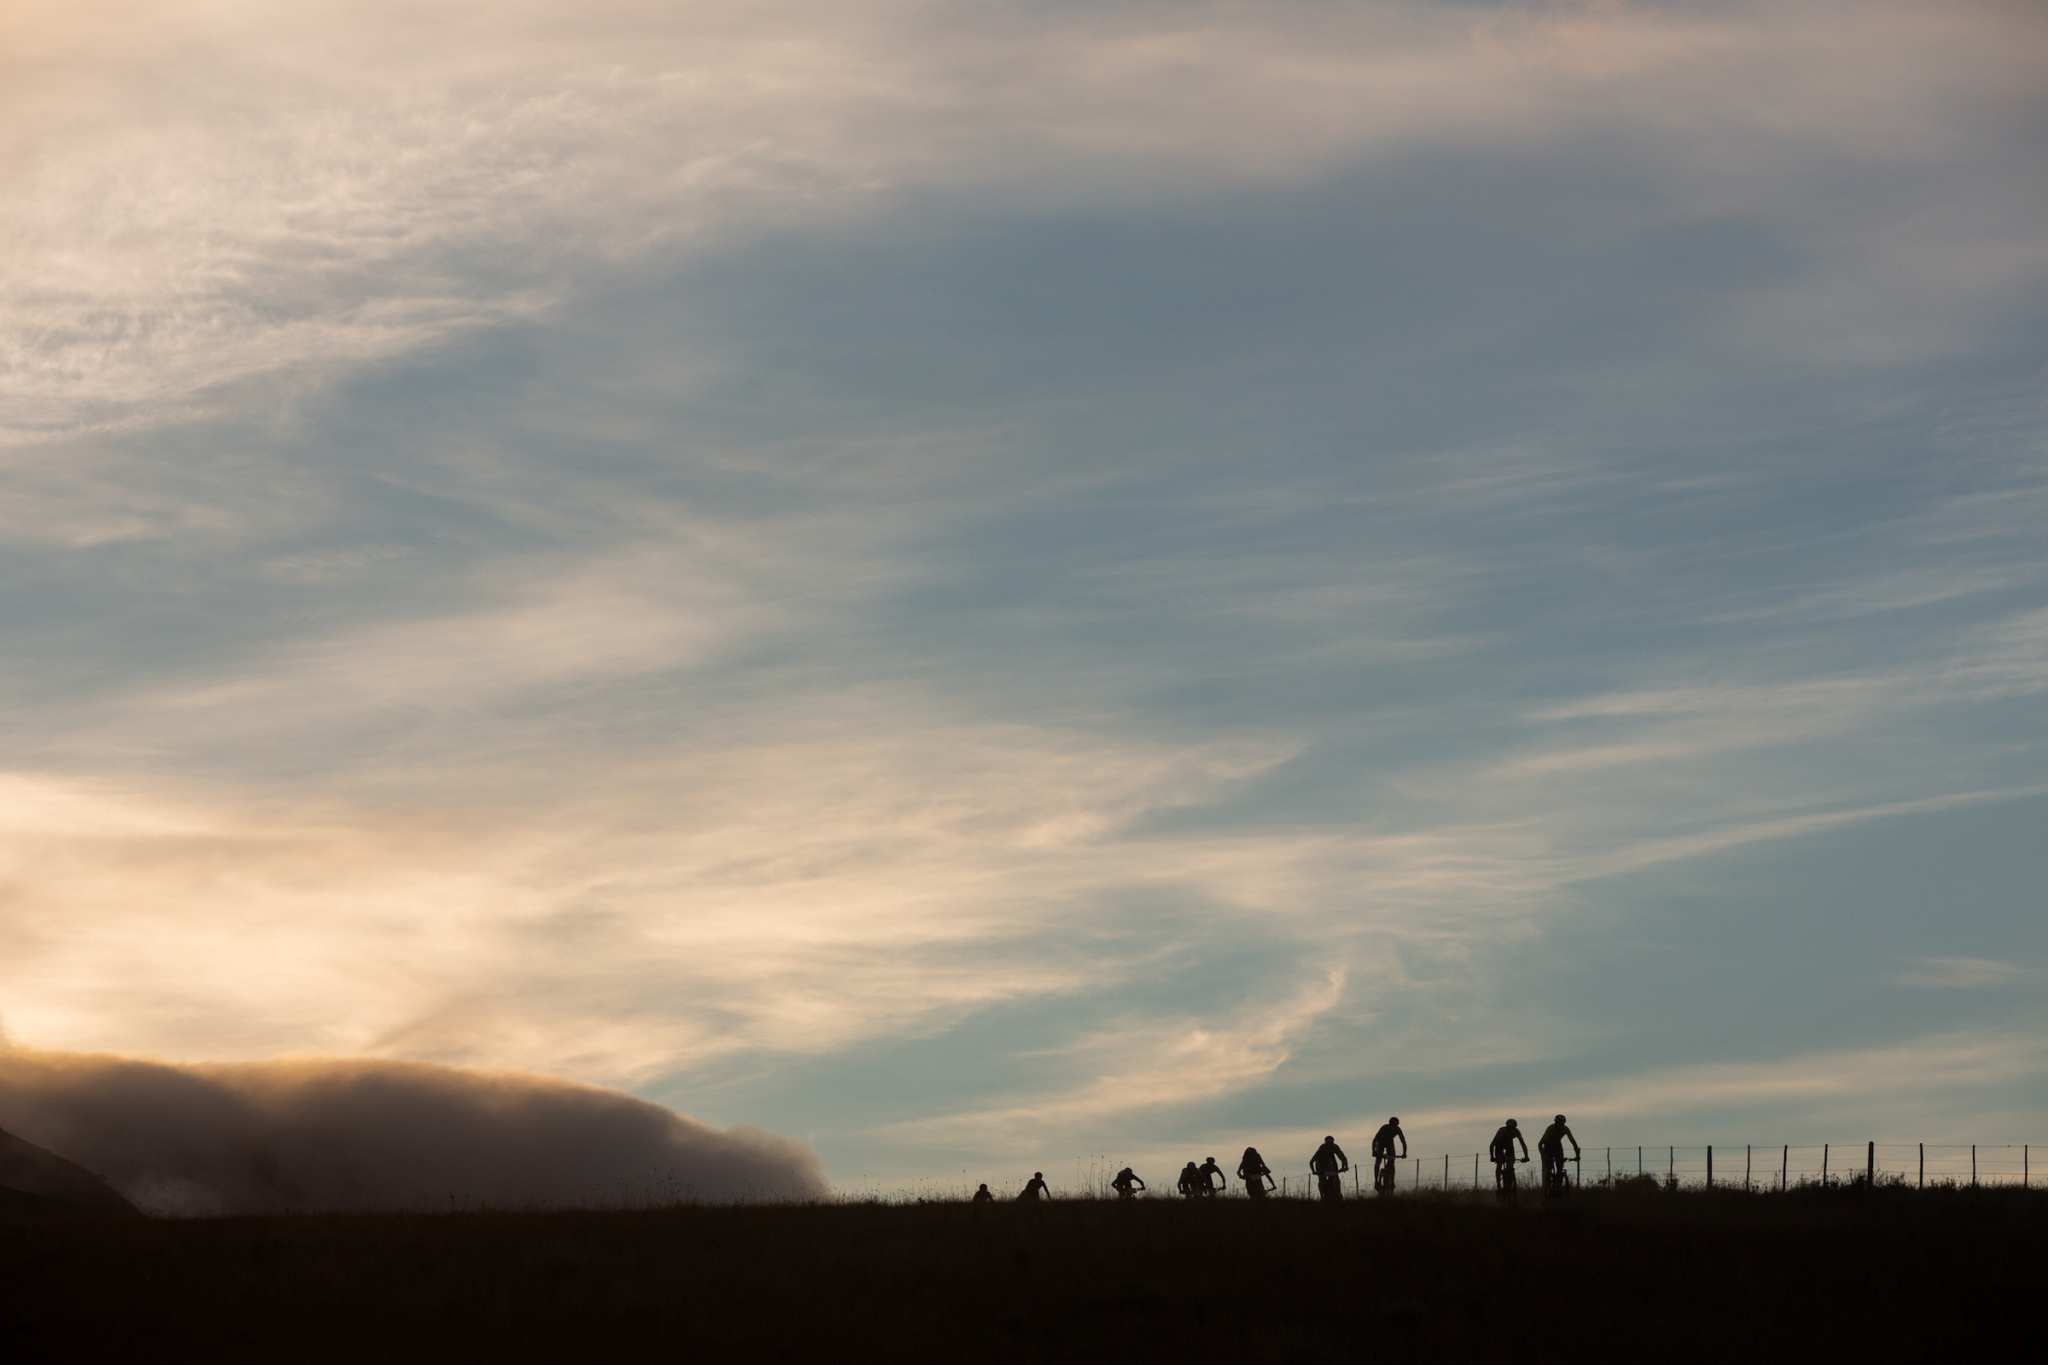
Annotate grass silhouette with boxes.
[0,1183,2038,1361]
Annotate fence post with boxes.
[1972,1145,1977,1188]
[1919,1143,1923,1190]
[1606,1146,1612,1184]
[1745,1145,1752,1192]
[1707,1145,1713,1189]
[1412,1158,1419,1192]
[1780,1144,1788,1192]
[1866,1141,1874,1187]
[1668,1146,1674,1185]
[2025,1145,2029,1189]
[1443,1153,1448,1190]
[1638,1146,1643,1178]
[1822,1144,1828,1185]
[1474,1153,1479,1189]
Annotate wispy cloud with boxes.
[1896,958,2042,990]
[873,968,1348,1148]
[9,0,2036,446]
[1379,1029,2048,1143]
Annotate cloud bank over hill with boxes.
[0,1048,827,1213]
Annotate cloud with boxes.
[875,967,1349,1149]
[1373,1028,2048,1143]
[1896,957,2042,990]
[0,725,1310,1075]
[0,1047,827,1213]
[8,0,2036,451]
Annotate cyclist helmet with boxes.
[1505,1118,1518,1127]
[1555,1114,1566,1124]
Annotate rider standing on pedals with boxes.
[1370,1116,1407,1194]
[1489,1119,1529,1200]
[1236,1146,1274,1200]
[1538,1114,1580,1194]
[1309,1135,1351,1203]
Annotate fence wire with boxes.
[877,1144,2038,1203]
[1246,1143,2037,1197]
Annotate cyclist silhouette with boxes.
[1110,1167,1146,1199]
[1017,1171,1050,1202]
[1538,1114,1580,1196]
[1490,1120,1529,1202]
[1197,1157,1227,1197]
[1177,1161,1205,1199]
[1236,1146,1274,1200]
[1310,1135,1350,1203]
[1371,1117,1407,1194]
[972,1183,994,1204]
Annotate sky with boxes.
[2,0,2044,1192]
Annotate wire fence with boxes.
[870,1145,2040,1203]
[1238,1143,2039,1197]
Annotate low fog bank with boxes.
[0,1048,828,1215]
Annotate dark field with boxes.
[2,1186,2039,1362]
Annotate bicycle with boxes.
[1494,1155,1527,1203]
[1540,1152,1579,1197]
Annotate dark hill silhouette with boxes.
[0,1126,141,1220]
[0,1190,2038,1358]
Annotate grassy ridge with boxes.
[1,1186,2039,1362]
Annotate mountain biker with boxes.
[1370,1117,1407,1193]
[1310,1135,1350,1203]
[1490,1119,1529,1201]
[972,1183,994,1204]
[1017,1171,1050,1201]
[1197,1157,1227,1197]
[1237,1146,1274,1200]
[1111,1167,1146,1199]
[1538,1114,1580,1194]
[1177,1161,1205,1199]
